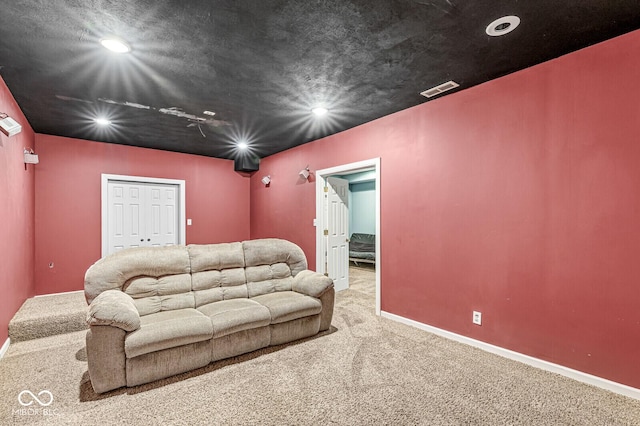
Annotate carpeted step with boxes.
[8,291,88,342]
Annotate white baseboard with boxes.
[381,311,640,401]
[34,289,83,298]
[0,338,10,359]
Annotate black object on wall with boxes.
[234,155,260,173]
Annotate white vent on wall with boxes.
[420,80,460,98]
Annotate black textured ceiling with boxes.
[1,1,639,160]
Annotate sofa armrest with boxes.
[292,270,334,298]
[87,290,141,332]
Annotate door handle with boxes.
[147,239,150,242]
[140,239,143,242]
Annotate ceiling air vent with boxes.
[420,80,460,98]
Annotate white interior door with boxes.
[107,181,179,255]
[108,181,145,252]
[146,184,178,247]
[326,177,350,291]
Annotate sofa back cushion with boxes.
[188,242,247,307]
[85,239,309,314]
[124,274,194,316]
[243,239,307,297]
[84,245,193,316]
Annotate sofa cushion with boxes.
[251,291,322,324]
[85,245,191,305]
[124,274,195,316]
[192,268,248,306]
[243,238,307,275]
[189,243,249,306]
[124,309,212,359]
[246,263,294,297]
[188,242,245,271]
[197,299,271,338]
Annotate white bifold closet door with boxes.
[106,181,179,255]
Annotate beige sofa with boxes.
[84,238,334,394]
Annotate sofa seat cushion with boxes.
[124,309,213,359]
[251,291,322,325]
[197,299,271,338]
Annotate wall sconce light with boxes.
[0,112,22,137]
[24,148,39,165]
[261,175,271,186]
[299,166,310,180]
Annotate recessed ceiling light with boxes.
[95,118,112,126]
[238,142,248,150]
[100,37,131,53]
[486,16,520,37]
[312,107,328,117]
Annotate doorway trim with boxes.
[315,158,381,315]
[101,174,186,258]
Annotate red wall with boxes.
[34,135,250,295]
[251,30,640,388]
[0,77,36,344]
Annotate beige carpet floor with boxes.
[8,291,88,342]
[1,265,640,425]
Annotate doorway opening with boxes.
[315,158,381,315]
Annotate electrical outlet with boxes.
[472,311,482,325]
